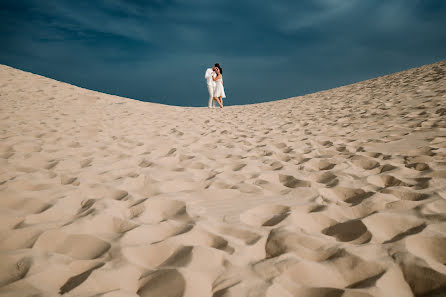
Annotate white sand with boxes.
[0,61,446,297]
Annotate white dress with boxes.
[214,76,226,98]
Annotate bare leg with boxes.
[218,97,223,108]
[215,97,223,108]
[213,97,222,108]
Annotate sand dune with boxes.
[0,60,446,297]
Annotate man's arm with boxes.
[205,69,212,79]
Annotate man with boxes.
[205,64,222,108]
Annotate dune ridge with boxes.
[0,61,446,297]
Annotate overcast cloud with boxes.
[1,0,445,106]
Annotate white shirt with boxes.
[205,68,216,86]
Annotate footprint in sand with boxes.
[378,163,397,173]
[392,251,446,296]
[123,242,186,269]
[278,250,385,289]
[240,204,290,227]
[322,219,372,244]
[279,174,310,188]
[406,233,446,268]
[0,255,32,287]
[59,261,105,294]
[269,161,283,170]
[367,174,407,188]
[351,155,380,170]
[60,174,78,185]
[311,171,338,186]
[138,269,185,297]
[121,221,192,245]
[265,227,338,261]
[130,199,188,224]
[307,158,336,170]
[380,188,430,201]
[232,163,246,171]
[319,186,370,204]
[405,162,429,171]
[231,182,262,193]
[138,158,153,168]
[165,226,233,253]
[362,212,425,243]
[0,227,43,251]
[110,189,131,201]
[33,230,111,259]
[214,224,261,245]
[407,146,436,157]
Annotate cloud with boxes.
[269,0,358,33]
[1,0,445,106]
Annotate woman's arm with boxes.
[212,74,221,81]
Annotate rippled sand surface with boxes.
[1,61,446,297]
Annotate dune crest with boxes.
[1,61,446,296]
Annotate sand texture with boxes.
[1,61,446,297]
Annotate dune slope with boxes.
[1,61,446,297]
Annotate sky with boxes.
[1,0,446,106]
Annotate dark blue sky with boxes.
[1,0,446,106]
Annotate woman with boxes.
[212,66,226,109]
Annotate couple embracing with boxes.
[205,63,226,109]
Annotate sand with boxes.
[0,60,445,297]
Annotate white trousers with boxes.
[207,84,216,108]
[207,84,223,108]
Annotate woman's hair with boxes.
[214,63,222,74]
